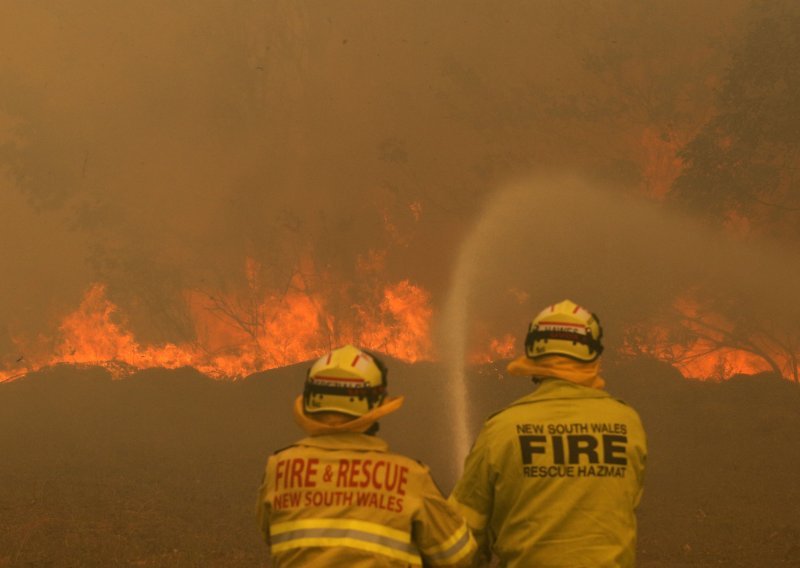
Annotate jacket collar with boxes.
[294,432,389,453]
[508,377,612,408]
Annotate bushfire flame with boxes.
[4,278,792,383]
[469,333,516,365]
[622,296,798,382]
[0,274,434,382]
[623,323,773,381]
[2,161,796,385]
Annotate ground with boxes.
[0,359,798,566]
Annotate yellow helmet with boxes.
[524,299,604,362]
[303,345,388,417]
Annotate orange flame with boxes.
[622,297,797,381]
[57,283,197,371]
[3,233,793,384]
[622,324,773,381]
[470,293,798,383]
[1,262,434,381]
[358,280,433,362]
[469,334,517,365]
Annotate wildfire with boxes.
[468,290,797,383]
[58,283,197,371]
[622,297,798,382]
[2,221,794,384]
[623,323,773,381]
[0,265,434,381]
[4,275,795,384]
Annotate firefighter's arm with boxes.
[448,426,495,562]
[633,428,648,509]
[413,469,477,567]
[255,460,272,547]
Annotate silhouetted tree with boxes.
[656,3,800,382]
[669,2,800,236]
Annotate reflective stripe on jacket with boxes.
[257,432,476,567]
[450,378,647,568]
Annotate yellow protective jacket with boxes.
[450,378,647,568]
[257,432,476,567]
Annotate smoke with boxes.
[439,173,800,459]
[441,174,800,360]
[0,190,91,345]
[0,1,755,356]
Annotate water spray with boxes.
[441,187,514,467]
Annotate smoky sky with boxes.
[440,176,800,359]
[0,1,754,357]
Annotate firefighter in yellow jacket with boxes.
[257,345,477,567]
[450,300,647,567]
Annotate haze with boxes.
[3,3,800,566]
[0,1,772,368]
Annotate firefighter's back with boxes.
[264,433,473,567]
[486,383,646,567]
[257,346,475,568]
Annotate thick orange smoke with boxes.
[1,121,792,383]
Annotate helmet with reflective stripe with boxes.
[524,299,604,362]
[303,345,388,417]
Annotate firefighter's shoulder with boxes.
[480,390,556,423]
[383,451,450,494]
[271,443,299,456]
[612,397,647,428]
[603,393,645,416]
[608,395,636,409]
[483,400,538,424]
[383,449,430,471]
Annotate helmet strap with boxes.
[525,327,604,360]
[303,382,387,411]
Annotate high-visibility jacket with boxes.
[257,432,476,567]
[450,378,647,568]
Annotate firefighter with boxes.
[256,344,477,567]
[449,300,647,567]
